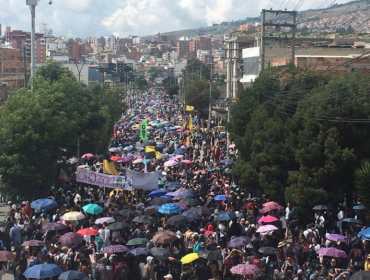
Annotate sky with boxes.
[1,0,352,38]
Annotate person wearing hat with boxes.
[163,274,173,280]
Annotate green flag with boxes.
[140,119,148,141]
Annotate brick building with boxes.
[0,47,29,90]
[68,42,87,60]
[177,40,189,59]
[197,36,211,51]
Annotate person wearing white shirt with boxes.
[103,222,111,247]
[337,207,344,234]
[98,225,105,247]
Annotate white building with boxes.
[240,47,259,87]
[37,23,53,37]
[133,36,147,44]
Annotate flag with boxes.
[189,115,193,133]
[145,146,156,159]
[186,136,190,146]
[186,105,194,111]
[140,119,148,141]
[155,151,163,159]
[103,160,119,175]
[59,168,70,182]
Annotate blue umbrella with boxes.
[214,195,230,201]
[182,211,202,220]
[31,199,58,211]
[358,227,370,240]
[128,247,148,256]
[219,159,234,164]
[174,148,186,154]
[156,143,166,148]
[353,205,365,210]
[58,270,86,280]
[158,203,182,215]
[24,263,63,279]
[143,158,152,163]
[160,195,172,199]
[216,211,237,221]
[148,190,167,198]
[343,218,363,224]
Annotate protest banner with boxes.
[126,169,160,190]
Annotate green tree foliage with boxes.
[185,80,220,111]
[0,61,121,200]
[355,161,370,216]
[166,85,179,99]
[183,58,211,82]
[229,66,370,216]
[134,75,148,90]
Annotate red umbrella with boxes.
[58,232,84,247]
[0,251,16,262]
[230,264,260,275]
[258,215,278,223]
[77,228,99,236]
[110,156,121,161]
[22,240,46,247]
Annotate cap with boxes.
[163,274,173,279]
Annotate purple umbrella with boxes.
[256,225,278,233]
[317,247,347,258]
[101,245,129,254]
[58,232,84,247]
[121,156,132,163]
[175,202,188,211]
[326,234,346,243]
[230,264,260,275]
[228,236,251,248]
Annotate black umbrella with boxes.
[312,205,328,211]
[108,221,129,231]
[198,250,218,260]
[179,198,199,207]
[167,215,188,226]
[132,215,157,224]
[258,247,278,255]
[150,197,172,206]
[119,209,138,218]
[149,247,171,260]
[189,206,211,216]
[351,271,370,280]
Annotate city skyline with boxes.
[2,0,352,38]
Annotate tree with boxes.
[183,58,211,82]
[37,60,75,83]
[166,85,179,99]
[0,61,121,200]
[185,80,220,111]
[355,161,370,216]
[134,75,148,90]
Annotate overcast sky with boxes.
[1,0,351,38]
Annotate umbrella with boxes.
[110,155,122,161]
[262,201,279,207]
[95,217,115,224]
[22,240,46,247]
[258,215,278,223]
[358,227,370,240]
[179,198,199,207]
[24,263,63,279]
[189,206,211,216]
[151,197,172,206]
[58,232,84,246]
[256,225,278,233]
[132,215,157,224]
[230,264,260,275]
[144,205,159,215]
[77,228,99,236]
[317,247,347,258]
[174,148,186,154]
[175,202,188,211]
[182,211,202,220]
[229,144,236,148]
[214,195,230,201]
[164,160,177,167]
[326,233,346,242]
[260,204,280,213]
[108,221,129,231]
[119,209,138,218]
[158,203,182,215]
[43,223,67,232]
[126,238,149,246]
[198,250,217,260]
[181,253,199,264]
[167,215,188,226]
[81,153,94,158]
[31,198,58,211]
[228,236,251,248]
[343,218,363,224]
[216,211,237,221]
[181,160,192,164]
[133,158,143,164]
[58,270,86,280]
[351,271,370,280]
[101,245,129,254]
[82,203,103,214]
[148,189,167,198]
[0,251,15,262]
[353,205,365,210]
[121,155,132,163]
[258,247,278,255]
[153,230,177,244]
[219,159,235,164]
[62,211,84,221]
[173,188,195,197]
[150,247,171,260]
[312,205,328,211]
[128,247,148,256]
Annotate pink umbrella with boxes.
[181,160,192,164]
[164,160,177,167]
[260,204,281,213]
[81,153,94,159]
[176,128,183,132]
[262,201,279,207]
[175,202,188,211]
[228,144,236,149]
[256,225,278,233]
[230,264,260,275]
[258,215,278,223]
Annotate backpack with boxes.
[193,241,203,253]
[308,246,317,260]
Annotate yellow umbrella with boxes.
[62,211,84,221]
[181,253,199,264]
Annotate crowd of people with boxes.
[1,87,369,280]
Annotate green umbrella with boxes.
[82,204,103,214]
[126,238,149,246]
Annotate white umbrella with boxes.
[95,217,115,224]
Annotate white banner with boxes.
[126,169,160,190]
[76,167,132,190]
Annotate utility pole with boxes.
[26,0,37,91]
[207,56,214,131]
[260,9,297,70]
[23,46,27,88]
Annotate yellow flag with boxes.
[145,146,156,153]
[186,105,194,111]
[155,151,162,159]
[103,160,119,175]
[189,115,193,133]
[187,136,190,146]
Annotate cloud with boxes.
[1,0,357,38]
